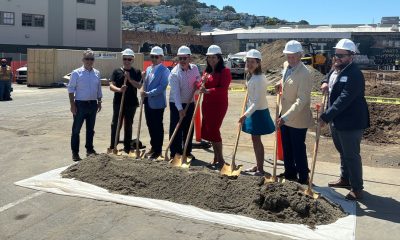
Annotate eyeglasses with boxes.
[84,58,95,61]
[178,57,188,61]
[123,58,133,61]
[334,53,351,59]
[150,55,160,59]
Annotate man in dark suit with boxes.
[320,39,370,200]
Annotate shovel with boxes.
[220,91,247,178]
[107,70,128,156]
[304,94,327,199]
[160,100,193,162]
[128,95,145,159]
[264,92,285,184]
[170,74,208,168]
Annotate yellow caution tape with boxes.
[310,92,400,105]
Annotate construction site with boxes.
[1,1,400,240]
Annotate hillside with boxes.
[122,0,160,5]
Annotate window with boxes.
[77,0,96,4]
[0,11,15,25]
[77,18,95,30]
[22,13,45,27]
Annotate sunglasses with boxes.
[123,58,133,61]
[150,55,160,59]
[178,57,188,61]
[84,58,95,61]
[334,53,351,59]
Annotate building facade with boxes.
[0,0,121,57]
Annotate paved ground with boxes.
[0,84,399,240]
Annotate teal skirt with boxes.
[242,109,275,135]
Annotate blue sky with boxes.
[199,0,400,25]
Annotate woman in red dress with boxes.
[199,45,232,167]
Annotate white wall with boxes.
[0,0,49,45]
[63,0,108,48]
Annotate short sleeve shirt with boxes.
[110,67,142,107]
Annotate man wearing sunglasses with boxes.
[108,48,142,154]
[141,46,170,159]
[168,46,200,160]
[320,39,370,200]
[68,49,103,161]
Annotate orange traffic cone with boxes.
[194,93,202,142]
[276,127,284,161]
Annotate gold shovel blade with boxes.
[220,163,243,177]
[169,154,191,168]
[264,175,286,184]
[304,188,321,199]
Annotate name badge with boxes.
[339,76,348,82]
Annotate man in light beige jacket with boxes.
[276,40,313,184]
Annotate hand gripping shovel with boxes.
[128,95,145,159]
[264,92,285,184]
[160,100,192,162]
[304,94,327,199]
[170,74,208,168]
[220,91,247,178]
[107,70,127,156]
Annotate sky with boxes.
[199,0,400,25]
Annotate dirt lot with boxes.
[62,154,346,227]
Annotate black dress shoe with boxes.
[86,149,98,157]
[328,178,351,189]
[149,152,161,159]
[72,152,82,162]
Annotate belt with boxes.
[76,100,97,103]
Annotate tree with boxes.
[222,5,236,13]
[266,17,278,25]
[209,5,218,10]
[190,19,202,29]
[298,20,309,25]
[178,4,198,25]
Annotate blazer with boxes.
[144,64,170,109]
[279,61,313,129]
[320,63,370,130]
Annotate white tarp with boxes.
[15,167,356,240]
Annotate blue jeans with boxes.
[71,101,98,153]
[0,81,9,101]
[280,125,309,182]
[331,125,364,191]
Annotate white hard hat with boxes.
[246,49,262,61]
[150,46,164,56]
[121,48,135,57]
[206,45,222,55]
[283,40,303,54]
[334,39,357,53]
[177,46,191,56]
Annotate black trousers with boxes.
[280,125,309,182]
[71,101,98,153]
[169,102,195,157]
[110,102,137,151]
[144,99,165,154]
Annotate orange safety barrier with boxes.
[276,127,284,161]
[194,93,202,142]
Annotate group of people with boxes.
[0,58,13,101]
[67,38,369,201]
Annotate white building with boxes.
[0,0,121,55]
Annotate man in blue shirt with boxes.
[67,49,103,161]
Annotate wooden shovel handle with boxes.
[231,90,248,166]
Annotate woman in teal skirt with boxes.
[239,49,275,176]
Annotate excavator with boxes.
[301,42,332,74]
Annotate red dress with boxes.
[200,68,231,142]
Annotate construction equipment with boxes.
[301,43,331,74]
[129,95,145,159]
[304,94,327,199]
[264,91,284,184]
[220,91,247,177]
[160,99,193,162]
[107,69,128,156]
[170,74,208,168]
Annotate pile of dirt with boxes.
[259,40,287,72]
[62,154,346,227]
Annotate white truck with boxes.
[16,65,27,84]
[225,52,246,79]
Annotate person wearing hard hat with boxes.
[168,46,201,159]
[320,39,369,200]
[199,45,232,168]
[239,49,275,176]
[108,48,143,154]
[67,49,102,161]
[276,40,313,184]
[141,46,170,159]
[0,58,13,101]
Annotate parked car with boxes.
[16,65,27,84]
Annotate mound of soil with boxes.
[62,154,346,227]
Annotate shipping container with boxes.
[27,49,144,87]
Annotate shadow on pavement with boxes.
[357,191,400,224]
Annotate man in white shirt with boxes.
[168,46,200,159]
